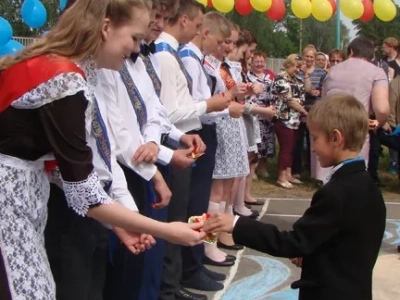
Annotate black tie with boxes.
[141,42,156,56]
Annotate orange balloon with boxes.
[328,0,337,14]
[236,0,253,15]
[207,0,213,7]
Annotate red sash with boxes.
[0,55,86,172]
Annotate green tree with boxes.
[0,0,59,37]
[352,6,400,44]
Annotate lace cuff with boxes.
[63,170,112,216]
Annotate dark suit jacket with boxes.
[232,161,386,300]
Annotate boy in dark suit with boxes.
[203,94,387,300]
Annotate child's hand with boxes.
[203,213,235,234]
[290,257,303,268]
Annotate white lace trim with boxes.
[63,170,113,216]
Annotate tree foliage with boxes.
[352,6,400,44]
[224,4,349,57]
[0,0,60,37]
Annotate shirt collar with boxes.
[323,157,365,184]
[157,32,180,51]
[77,56,98,88]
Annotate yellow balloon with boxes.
[250,0,272,12]
[212,0,234,13]
[196,0,207,6]
[340,0,364,20]
[291,0,312,19]
[312,0,333,21]
[374,0,397,22]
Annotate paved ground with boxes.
[198,198,400,300]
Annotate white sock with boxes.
[208,201,220,215]
[233,178,246,208]
[219,201,226,214]
[205,243,227,262]
[226,205,233,215]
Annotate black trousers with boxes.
[159,166,192,300]
[292,122,310,175]
[368,130,382,181]
[45,184,109,300]
[181,124,217,277]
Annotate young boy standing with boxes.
[204,94,386,300]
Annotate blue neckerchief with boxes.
[179,48,213,91]
[119,62,148,133]
[324,157,365,184]
[140,54,162,98]
[91,98,112,191]
[155,42,193,95]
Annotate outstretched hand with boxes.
[203,213,235,234]
[113,227,156,255]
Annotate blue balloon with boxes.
[22,0,47,29]
[60,0,67,11]
[0,40,24,57]
[21,0,35,20]
[0,17,13,47]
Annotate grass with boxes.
[252,147,400,201]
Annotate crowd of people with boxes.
[0,0,395,300]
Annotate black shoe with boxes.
[181,270,224,292]
[226,254,237,261]
[201,266,226,281]
[397,245,400,253]
[217,241,244,251]
[234,210,259,219]
[244,200,264,206]
[175,287,208,300]
[203,255,235,267]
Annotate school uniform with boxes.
[232,159,386,300]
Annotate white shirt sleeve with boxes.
[142,93,162,145]
[156,52,207,123]
[158,145,174,165]
[98,69,157,181]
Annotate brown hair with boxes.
[252,51,266,60]
[0,0,152,71]
[383,37,399,50]
[236,29,251,48]
[242,29,257,45]
[307,94,368,152]
[203,11,231,38]
[168,0,206,25]
[153,0,179,16]
[328,48,345,61]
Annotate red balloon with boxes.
[266,0,286,21]
[207,0,213,7]
[360,0,374,22]
[328,0,337,15]
[235,0,253,16]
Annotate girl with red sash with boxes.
[0,1,205,299]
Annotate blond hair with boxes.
[203,12,231,38]
[283,53,302,68]
[307,94,369,152]
[0,0,151,71]
[303,45,317,56]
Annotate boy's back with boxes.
[296,160,386,300]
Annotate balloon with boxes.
[22,0,47,29]
[266,0,286,21]
[328,0,337,14]
[21,0,35,20]
[207,0,213,7]
[0,40,24,57]
[374,0,397,22]
[60,0,67,10]
[360,0,374,22]
[311,0,333,22]
[340,0,364,20]
[0,17,13,47]
[291,0,312,19]
[212,0,234,12]
[236,0,253,15]
[250,0,272,12]
[196,0,207,6]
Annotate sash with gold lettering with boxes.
[219,63,239,102]
[0,55,86,172]
[155,42,193,95]
[91,98,112,192]
[119,62,148,132]
[140,54,162,98]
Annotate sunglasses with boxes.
[330,59,342,63]
[295,55,302,60]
